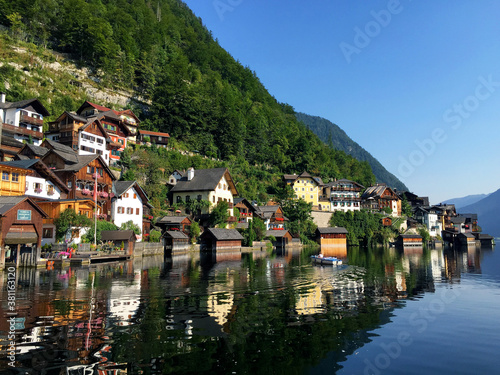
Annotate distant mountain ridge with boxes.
[441,193,491,210]
[296,113,408,191]
[459,189,500,237]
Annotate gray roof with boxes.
[457,232,475,238]
[450,217,466,224]
[43,139,76,154]
[0,196,47,217]
[54,154,98,172]
[24,144,49,157]
[0,196,27,215]
[156,216,190,224]
[114,180,136,196]
[0,159,39,169]
[101,230,136,241]
[0,98,50,116]
[203,228,243,241]
[170,168,232,193]
[362,184,398,200]
[1,135,24,148]
[162,230,189,239]
[266,229,290,238]
[316,227,349,234]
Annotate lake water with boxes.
[1,244,500,374]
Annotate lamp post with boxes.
[92,172,101,248]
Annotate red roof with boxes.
[87,101,111,112]
[139,130,170,137]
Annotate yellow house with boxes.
[0,164,30,196]
[283,171,320,208]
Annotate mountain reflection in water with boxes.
[1,244,498,374]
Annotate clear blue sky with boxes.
[183,0,500,204]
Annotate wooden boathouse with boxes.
[396,234,423,248]
[200,228,243,251]
[315,227,348,246]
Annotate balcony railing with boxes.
[2,123,43,139]
[330,196,360,201]
[332,186,361,192]
[20,114,43,127]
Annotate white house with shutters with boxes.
[111,181,149,241]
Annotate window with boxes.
[124,193,129,198]
[118,206,124,214]
[197,195,202,201]
[11,173,19,183]
[2,171,9,181]
[87,166,95,174]
[213,196,215,203]
[310,195,313,199]
[177,196,182,204]
[302,188,304,191]
[133,193,137,199]
[223,184,226,190]
[68,181,72,188]
[127,207,133,214]
[43,228,53,238]
[136,208,139,215]
[186,195,190,202]
[218,183,221,189]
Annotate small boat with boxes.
[310,255,343,266]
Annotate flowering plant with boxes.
[82,188,91,195]
[34,188,42,193]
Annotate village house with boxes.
[111,180,150,240]
[323,179,364,213]
[156,216,192,235]
[166,170,184,186]
[162,230,190,253]
[0,135,24,161]
[137,129,170,147]
[16,144,49,160]
[0,159,69,201]
[234,198,257,223]
[0,196,48,269]
[254,204,287,230]
[413,206,443,237]
[0,93,49,146]
[266,229,293,247]
[362,184,401,216]
[76,101,139,165]
[50,153,116,219]
[169,167,237,216]
[0,161,32,196]
[284,171,321,209]
[46,112,110,164]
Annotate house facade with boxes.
[137,129,170,147]
[111,181,149,240]
[284,172,320,208]
[0,94,49,146]
[362,184,401,216]
[170,168,237,216]
[255,205,287,230]
[413,206,442,237]
[325,179,364,212]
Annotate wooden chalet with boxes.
[0,196,48,269]
[0,162,32,196]
[200,228,243,251]
[266,229,293,247]
[156,216,192,235]
[396,234,423,248]
[16,144,49,160]
[0,135,25,161]
[162,230,190,253]
[51,153,116,218]
[362,184,401,216]
[254,204,287,230]
[45,111,89,151]
[137,129,170,147]
[101,230,136,256]
[315,227,348,246]
[234,198,257,223]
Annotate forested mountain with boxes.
[296,113,408,191]
[0,0,376,191]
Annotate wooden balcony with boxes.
[2,123,43,139]
[332,186,362,192]
[20,113,43,127]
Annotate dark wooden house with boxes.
[200,228,243,251]
[266,229,293,247]
[156,216,192,235]
[234,198,257,223]
[0,196,48,269]
[137,129,170,147]
[163,230,190,253]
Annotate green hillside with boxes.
[296,113,408,191]
[0,0,376,194]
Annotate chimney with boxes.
[1,93,5,103]
[187,167,194,181]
